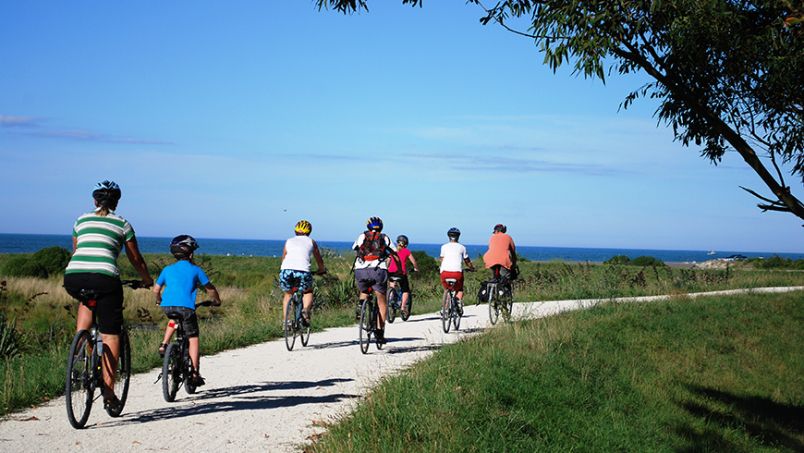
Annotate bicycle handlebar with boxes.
[120,279,150,289]
[195,300,219,308]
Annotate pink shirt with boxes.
[388,248,411,274]
[483,233,515,269]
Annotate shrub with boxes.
[1,247,71,278]
[631,256,666,267]
[410,250,438,279]
[604,255,631,265]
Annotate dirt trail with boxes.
[1,286,800,452]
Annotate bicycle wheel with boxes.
[488,285,500,325]
[300,307,312,347]
[373,303,383,350]
[385,288,399,324]
[401,292,412,321]
[284,297,297,351]
[184,349,197,395]
[358,299,371,354]
[162,343,181,402]
[105,329,131,417]
[441,291,452,333]
[452,299,461,331]
[65,330,94,429]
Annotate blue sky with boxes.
[1,1,802,253]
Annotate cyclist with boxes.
[279,220,327,327]
[352,216,397,344]
[482,223,517,282]
[386,234,419,317]
[439,227,475,314]
[63,180,153,412]
[153,235,221,388]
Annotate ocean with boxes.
[1,234,802,263]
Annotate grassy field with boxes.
[1,252,803,416]
[310,291,804,452]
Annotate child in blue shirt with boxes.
[153,235,221,387]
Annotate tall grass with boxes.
[311,291,804,452]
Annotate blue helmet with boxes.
[366,216,383,232]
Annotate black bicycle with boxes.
[441,277,462,333]
[160,300,215,402]
[386,275,414,323]
[284,279,312,351]
[486,277,514,325]
[65,280,142,429]
[358,288,383,354]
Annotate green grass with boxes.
[311,291,804,452]
[0,253,802,417]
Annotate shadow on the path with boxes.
[400,316,440,323]
[183,378,354,402]
[387,344,443,355]
[309,337,424,350]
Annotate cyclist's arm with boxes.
[408,253,419,272]
[152,283,163,305]
[72,236,77,253]
[204,283,222,306]
[125,237,153,287]
[312,241,327,274]
[509,239,517,266]
[463,257,475,271]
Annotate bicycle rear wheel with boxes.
[452,300,461,331]
[488,286,500,325]
[162,343,181,402]
[386,288,397,324]
[65,330,94,429]
[284,297,297,351]
[358,299,371,354]
[105,329,131,417]
[441,291,452,333]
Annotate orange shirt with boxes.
[482,233,515,269]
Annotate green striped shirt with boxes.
[65,211,135,277]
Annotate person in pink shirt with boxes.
[386,234,419,317]
[482,224,517,281]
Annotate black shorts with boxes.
[388,273,410,293]
[64,273,124,335]
[162,306,200,338]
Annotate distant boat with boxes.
[707,250,716,256]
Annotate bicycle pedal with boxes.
[154,372,162,384]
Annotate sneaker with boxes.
[191,374,206,387]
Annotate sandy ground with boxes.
[1,286,801,452]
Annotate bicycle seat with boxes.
[445,278,458,284]
[165,311,185,321]
[389,276,403,282]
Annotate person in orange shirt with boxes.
[482,224,517,281]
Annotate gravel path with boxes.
[1,286,800,452]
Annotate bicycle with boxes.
[486,276,514,325]
[65,279,143,429]
[357,288,384,354]
[441,277,463,333]
[283,276,316,351]
[160,300,216,402]
[386,274,414,323]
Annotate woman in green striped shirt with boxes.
[63,181,153,412]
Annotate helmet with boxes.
[366,216,383,232]
[92,180,122,209]
[447,227,461,239]
[170,235,198,259]
[493,224,507,233]
[396,235,409,246]
[294,219,312,235]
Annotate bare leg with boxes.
[376,293,387,329]
[162,322,176,345]
[188,337,200,373]
[302,292,314,318]
[401,292,409,311]
[76,304,93,332]
[100,333,120,398]
[281,292,291,320]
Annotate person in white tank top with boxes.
[279,220,327,325]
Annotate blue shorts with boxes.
[279,269,313,293]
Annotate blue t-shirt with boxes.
[156,260,210,310]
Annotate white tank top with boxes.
[281,235,314,272]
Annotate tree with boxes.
[318,0,804,222]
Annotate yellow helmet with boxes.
[294,219,312,235]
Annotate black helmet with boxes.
[396,235,409,246]
[493,224,507,233]
[447,227,461,239]
[170,235,199,259]
[92,180,122,210]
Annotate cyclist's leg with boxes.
[300,271,314,320]
[278,270,295,322]
[374,269,389,329]
[400,276,411,311]
[63,273,97,332]
[94,277,124,399]
[182,310,201,375]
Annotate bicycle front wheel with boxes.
[106,329,131,417]
[284,298,297,351]
[184,349,197,395]
[300,308,312,347]
[386,289,397,324]
[442,291,452,333]
[452,299,461,331]
[162,343,181,402]
[65,330,94,429]
[358,299,371,354]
